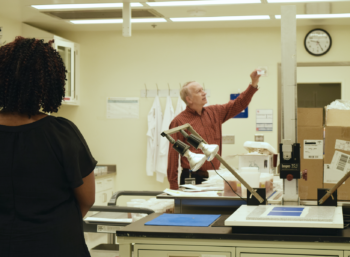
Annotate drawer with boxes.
[139,250,231,257]
[105,177,115,191]
[95,180,105,193]
[237,248,342,257]
[96,177,115,193]
[95,190,110,205]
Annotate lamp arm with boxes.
[161,132,176,144]
[215,154,264,203]
[319,170,350,205]
[163,123,192,136]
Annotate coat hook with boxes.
[168,83,170,96]
[156,83,159,96]
[144,84,147,98]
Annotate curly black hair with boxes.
[0,36,66,117]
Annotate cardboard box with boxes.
[298,108,323,127]
[324,126,350,200]
[326,109,350,127]
[299,160,324,200]
[297,127,324,200]
[324,126,350,164]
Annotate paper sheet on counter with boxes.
[164,188,219,197]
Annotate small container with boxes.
[223,180,242,197]
[259,173,274,195]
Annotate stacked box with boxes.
[297,108,324,200]
[324,123,350,200]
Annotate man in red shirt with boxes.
[167,70,260,190]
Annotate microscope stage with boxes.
[225,205,343,229]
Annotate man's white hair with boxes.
[180,81,196,105]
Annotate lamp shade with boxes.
[183,150,207,171]
[199,142,219,162]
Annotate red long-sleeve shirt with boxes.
[167,84,258,189]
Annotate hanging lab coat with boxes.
[146,96,163,176]
[156,96,174,182]
[174,96,186,184]
[175,96,186,117]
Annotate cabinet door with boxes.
[344,251,350,257]
[237,248,342,257]
[54,36,75,102]
[139,250,231,257]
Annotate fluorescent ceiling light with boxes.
[170,15,270,22]
[70,18,167,24]
[32,3,142,10]
[275,13,350,19]
[147,0,260,7]
[268,0,350,2]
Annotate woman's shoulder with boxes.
[49,116,78,129]
[46,116,83,139]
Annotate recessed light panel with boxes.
[32,3,142,10]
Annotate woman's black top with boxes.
[0,116,97,257]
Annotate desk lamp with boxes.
[180,130,219,162]
[161,123,265,205]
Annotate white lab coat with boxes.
[175,96,186,117]
[174,96,186,184]
[146,96,163,177]
[156,96,174,182]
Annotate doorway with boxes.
[297,83,341,125]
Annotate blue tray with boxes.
[145,213,221,227]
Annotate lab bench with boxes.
[117,212,350,257]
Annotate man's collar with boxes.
[185,105,204,115]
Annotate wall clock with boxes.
[304,28,332,56]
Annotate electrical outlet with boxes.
[222,135,235,144]
[255,134,264,142]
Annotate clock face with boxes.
[304,29,332,56]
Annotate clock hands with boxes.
[309,40,324,51]
[317,41,324,51]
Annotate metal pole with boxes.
[281,5,299,202]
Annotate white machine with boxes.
[225,205,343,229]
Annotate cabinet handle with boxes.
[169,255,199,257]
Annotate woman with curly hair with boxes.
[0,37,97,257]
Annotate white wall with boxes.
[0,15,21,45]
[53,25,350,204]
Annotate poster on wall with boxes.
[231,94,248,118]
[107,97,139,119]
[256,109,273,131]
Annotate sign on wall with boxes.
[107,97,139,119]
[256,109,273,131]
[230,94,248,118]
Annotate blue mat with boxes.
[145,214,221,227]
